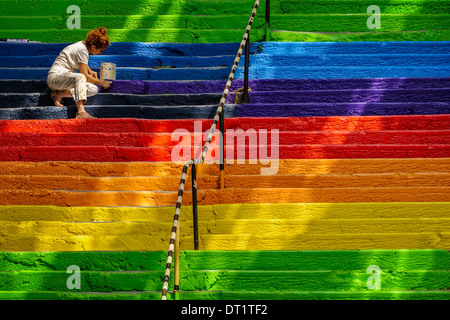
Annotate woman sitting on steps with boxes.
[47,27,112,119]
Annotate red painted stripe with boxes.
[0,144,448,162]
[1,114,449,133]
[0,130,448,147]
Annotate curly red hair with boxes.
[85,27,110,50]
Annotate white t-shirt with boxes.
[49,41,89,74]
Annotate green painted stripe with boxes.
[2,0,448,16]
[0,15,266,31]
[1,15,448,32]
[177,290,450,300]
[1,250,448,271]
[0,269,447,291]
[2,28,446,44]
[0,0,264,16]
[271,14,450,32]
[0,29,267,43]
[179,270,450,291]
[180,250,450,271]
[1,290,448,300]
[0,290,450,300]
[271,0,450,15]
[0,251,167,271]
[0,290,162,300]
[0,250,448,300]
[269,30,450,42]
[0,271,166,292]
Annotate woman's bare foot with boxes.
[76,111,96,119]
[51,92,64,107]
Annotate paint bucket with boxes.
[100,62,116,80]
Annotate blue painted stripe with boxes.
[1,41,448,80]
[0,105,238,120]
[0,55,236,68]
[1,42,449,57]
[2,65,449,80]
[1,54,448,68]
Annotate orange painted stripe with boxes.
[0,187,447,206]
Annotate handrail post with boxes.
[243,31,250,103]
[265,0,270,41]
[192,163,199,250]
[219,111,225,189]
[173,224,180,300]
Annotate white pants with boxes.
[47,72,98,103]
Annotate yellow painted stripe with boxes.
[1,219,448,236]
[0,203,448,251]
[1,233,448,251]
[1,203,448,221]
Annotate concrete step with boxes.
[0,42,259,57]
[2,54,449,69]
[2,172,448,191]
[0,185,448,207]
[1,88,447,107]
[270,14,450,32]
[2,78,449,94]
[237,102,450,117]
[0,93,222,107]
[2,158,447,177]
[1,144,448,162]
[246,66,450,79]
[2,115,449,133]
[0,55,237,68]
[0,67,238,80]
[2,202,449,222]
[0,105,237,120]
[1,102,448,121]
[2,42,449,58]
[243,88,450,103]
[3,66,449,80]
[0,130,448,147]
[3,217,449,237]
[3,102,449,121]
[0,268,447,292]
[2,13,448,34]
[3,0,448,17]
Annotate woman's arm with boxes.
[79,63,111,89]
[88,66,98,79]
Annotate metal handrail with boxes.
[161,0,261,300]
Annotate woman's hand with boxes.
[100,80,112,89]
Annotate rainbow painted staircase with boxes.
[0,0,449,300]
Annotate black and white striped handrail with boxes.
[161,0,261,300]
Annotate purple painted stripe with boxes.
[100,78,450,95]
[229,89,449,104]
[236,102,450,117]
